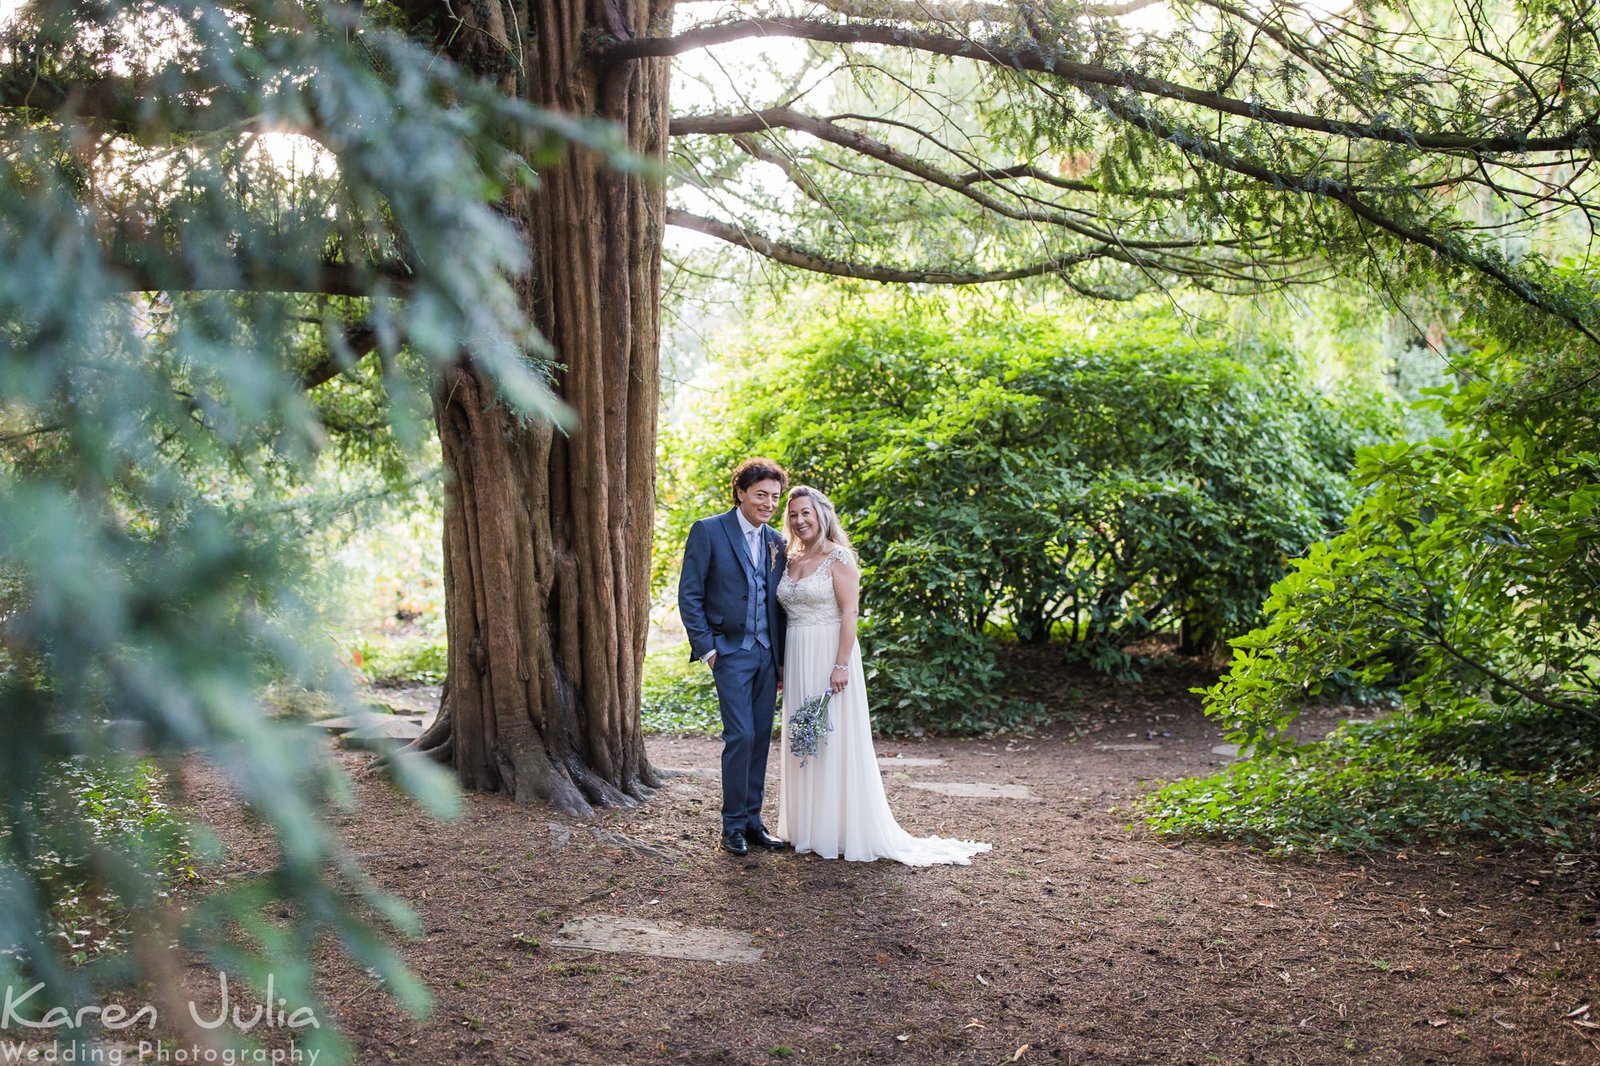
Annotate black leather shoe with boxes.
[720,829,749,856]
[746,826,789,850]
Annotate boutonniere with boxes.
[768,539,780,569]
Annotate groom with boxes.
[678,457,790,857]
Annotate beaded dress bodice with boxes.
[775,547,851,626]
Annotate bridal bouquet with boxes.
[788,690,834,766]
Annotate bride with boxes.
[774,485,991,866]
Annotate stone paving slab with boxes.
[658,766,718,778]
[315,711,423,730]
[551,916,763,964]
[337,717,425,749]
[906,781,1035,800]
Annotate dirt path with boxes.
[178,669,1599,1065]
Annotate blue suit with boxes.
[678,508,787,834]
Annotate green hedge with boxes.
[1199,346,1600,753]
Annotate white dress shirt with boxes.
[735,509,765,569]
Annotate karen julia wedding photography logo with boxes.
[1,971,321,1066]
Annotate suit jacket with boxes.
[678,508,787,665]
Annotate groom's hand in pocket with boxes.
[703,650,717,669]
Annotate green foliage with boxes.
[639,646,722,736]
[0,0,630,1052]
[661,303,1393,732]
[352,635,449,686]
[863,616,1033,737]
[1202,343,1600,754]
[1142,713,1600,855]
[1172,307,1599,855]
[301,470,448,649]
[7,758,198,966]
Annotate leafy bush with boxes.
[1396,703,1600,779]
[1165,327,1599,854]
[863,617,1035,737]
[1142,715,1600,854]
[351,635,449,686]
[661,306,1393,731]
[1201,343,1599,754]
[317,476,447,640]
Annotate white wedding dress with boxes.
[774,547,991,866]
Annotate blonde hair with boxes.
[784,485,855,558]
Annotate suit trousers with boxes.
[710,644,778,833]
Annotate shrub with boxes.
[661,306,1393,732]
[1142,715,1600,854]
[351,634,449,686]
[1164,329,1599,853]
[1200,343,1599,754]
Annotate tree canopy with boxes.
[654,0,1600,357]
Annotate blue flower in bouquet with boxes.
[788,690,834,766]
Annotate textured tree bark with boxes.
[412,0,672,813]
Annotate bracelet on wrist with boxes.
[833,663,848,671]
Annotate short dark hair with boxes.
[730,457,788,504]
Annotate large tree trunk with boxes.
[411,0,672,813]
